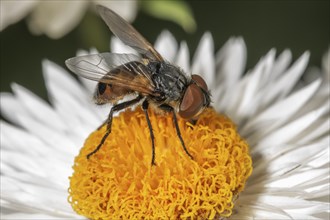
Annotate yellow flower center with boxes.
[68,108,252,219]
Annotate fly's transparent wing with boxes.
[97,5,164,61]
[65,53,157,95]
[65,53,141,81]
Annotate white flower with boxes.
[0,0,137,39]
[1,31,329,219]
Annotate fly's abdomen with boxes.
[94,82,134,105]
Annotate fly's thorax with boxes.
[148,61,188,103]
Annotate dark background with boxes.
[1,0,329,100]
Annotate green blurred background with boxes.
[1,0,329,100]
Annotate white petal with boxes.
[11,83,66,131]
[256,154,326,188]
[43,60,89,103]
[42,60,107,150]
[242,78,321,140]
[256,195,328,214]
[322,47,330,80]
[0,92,23,125]
[214,37,246,111]
[268,49,292,82]
[27,1,88,39]
[1,176,76,217]
[42,60,102,125]
[215,37,247,87]
[235,49,276,121]
[1,213,81,220]
[79,77,98,95]
[295,116,329,145]
[111,36,137,54]
[95,0,137,22]
[1,124,73,178]
[14,110,77,155]
[154,30,178,62]
[0,0,38,31]
[233,202,293,219]
[175,41,190,74]
[1,121,50,157]
[191,32,215,88]
[261,52,310,106]
[256,100,328,147]
[250,141,328,183]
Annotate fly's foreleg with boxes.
[87,96,143,159]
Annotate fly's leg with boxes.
[142,100,156,166]
[87,96,143,159]
[159,104,194,160]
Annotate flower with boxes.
[1,31,329,219]
[0,0,137,39]
[69,108,252,219]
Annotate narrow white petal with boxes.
[79,77,98,95]
[0,92,23,125]
[242,78,321,140]
[295,116,329,145]
[322,47,330,80]
[42,60,89,103]
[296,177,330,199]
[111,36,137,54]
[268,49,292,82]
[233,202,293,219]
[2,151,46,178]
[250,141,328,185]
[257,195,329,214]
[76,48,98,57]
[237,194,328,219]
[261,52,310,105]
[154,30,178,62]
[13,111,77,155]
[1,204,83,219]
[214,37,247,111]
[191,32,215,88]
[256,100,328,147]
[1,124,73,173]
[215,37,247,86]
[42,60,102,127]
[235,50,276,120]
[0,123,74,182]
[2,177,76,217]
[175,41,190,74]
[11,83,66,131]
[266,168,328,189]
[1,213,82,220]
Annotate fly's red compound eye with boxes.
[179,75,209,119]
[179,84,204,119]
[191,74,208,91]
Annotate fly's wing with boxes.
[66,52,140,78]
[97,5,164,62]
[65,53,156,95]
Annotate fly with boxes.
[65,5,211,165]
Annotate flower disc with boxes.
[69,108,252,219]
